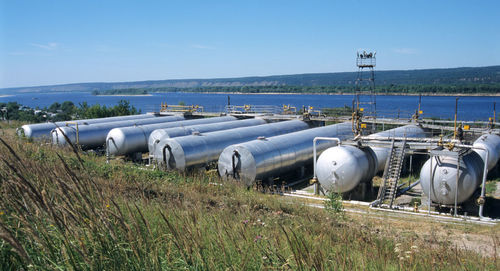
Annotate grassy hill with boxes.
[1,65,499,94]
[0,123,498,269]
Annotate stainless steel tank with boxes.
[419,150,483,205]
[148,118,267,159]
[368,125,428,172]
[218,122,353,187]
[106,116,237,156]
[18,114,158,139]
[316,125,427,193]
[472,133,500,170]
[52,115,185,149]
[154,120,310,170]
[316,146,377,193]
[419,132,500,205]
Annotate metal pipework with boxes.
[106,116,237,156]
[218,122,353,187]
[155,120,310,171]
[367,125,428,172]
[52,115,185,149]
[18,113,158,139]
[148,118,267,161]
[315,125,427,193]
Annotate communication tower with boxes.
[353,51,377,134]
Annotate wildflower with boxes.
[410,245,419,252]
[106,204,110,208]
[0,211,4,215]
[242,219,249,225]
[254,235,262,242]
[262,256,268,260]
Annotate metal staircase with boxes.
[374,139,407,208]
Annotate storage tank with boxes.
[218,122,353,187]
[419,150,483,205]
[18,114,158,139]
[148,118,267,158]
[52,115,185,149]
[368,125,428,172]
[472,133,500,170]
[154,120,310,170]
[316,146,377,193]
[316,125,427,193]
[419,132,500,205]
[106,116,237,156]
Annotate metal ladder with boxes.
[375,139,407,208]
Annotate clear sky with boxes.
[1,0,499,88]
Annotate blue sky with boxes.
[0,0,499,88]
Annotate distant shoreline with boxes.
[2,91,500,97]
[153,91,500,97]
[94,94,152,97]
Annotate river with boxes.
[1,92,499,121]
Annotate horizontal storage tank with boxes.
[317,146,377,193]
[148,118,267,159]
[316,125,427,193]
[18,114,158,139]
[218,122,353,187]
[368,125,428,172]
[419,150,483,205]
[154,120,310,170]
[420,133,500,205]
[106,116,237,156]
[52,115,185,149]
[472,133,500,170]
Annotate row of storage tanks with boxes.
[19,113,500,206]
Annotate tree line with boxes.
[93,83,500,95]
[0,100,140,123]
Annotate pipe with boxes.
[478,148,489,219]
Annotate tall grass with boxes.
[0,128,498,270]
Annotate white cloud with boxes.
[30,42,59,50]
[393,48,418,55]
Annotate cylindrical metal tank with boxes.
[316,125,427,193]
[148,118,267,158]
[52,115,185,149]
[419,150,484,205]
[154,120,310,170]
[218,122,353,187]
[316,146,377,193]
[419,132,500,205]
[472,133,500,170]
[368,125,428,172]
[18,114,158,139]
[106,116,237,156]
